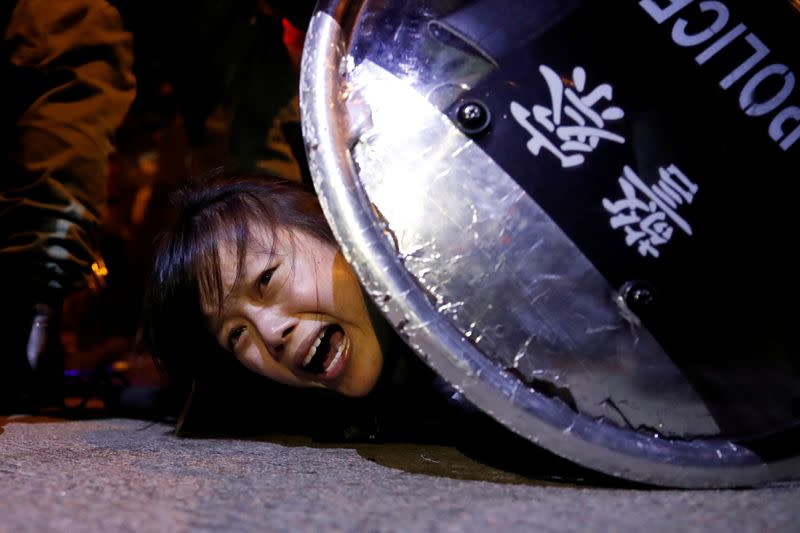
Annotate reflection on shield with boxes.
[300,0,800,487]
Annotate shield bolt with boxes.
[455,99,491,135]
[620,280,656,314]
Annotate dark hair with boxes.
[143,173,335,396]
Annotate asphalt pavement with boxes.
[1,416,797,532]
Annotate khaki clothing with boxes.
[0,0,135,295]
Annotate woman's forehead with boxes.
[217,223,285,273]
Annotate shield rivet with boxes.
[455,99,491,135]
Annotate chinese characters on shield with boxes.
[602,165,698,258]
[510,65,625,168]
[510,64,698,258]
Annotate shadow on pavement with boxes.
[176,421,648,489]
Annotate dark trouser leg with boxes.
[1,0,134,412]
[0,138,105,412]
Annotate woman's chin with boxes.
[337,361,383,398]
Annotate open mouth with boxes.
[301,324,346,375]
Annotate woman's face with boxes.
[203,223,383,397]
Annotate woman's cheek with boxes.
[238,346,267,376]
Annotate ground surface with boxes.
[1,416,798,533]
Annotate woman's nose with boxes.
[262,318,296,358]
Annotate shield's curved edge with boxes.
[299,4,800,488]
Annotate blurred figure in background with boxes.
[0,0,136,411]
[163,0,315,182]
[0,0,318,416]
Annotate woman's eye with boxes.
[227,325,246,351]
[259,267,277,288]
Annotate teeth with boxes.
[303,332,324,366]
[324,340,346,372]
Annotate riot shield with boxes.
[299,0,800,487]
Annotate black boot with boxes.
[0,298,65,414]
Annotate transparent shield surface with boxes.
[301,0,800,487]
